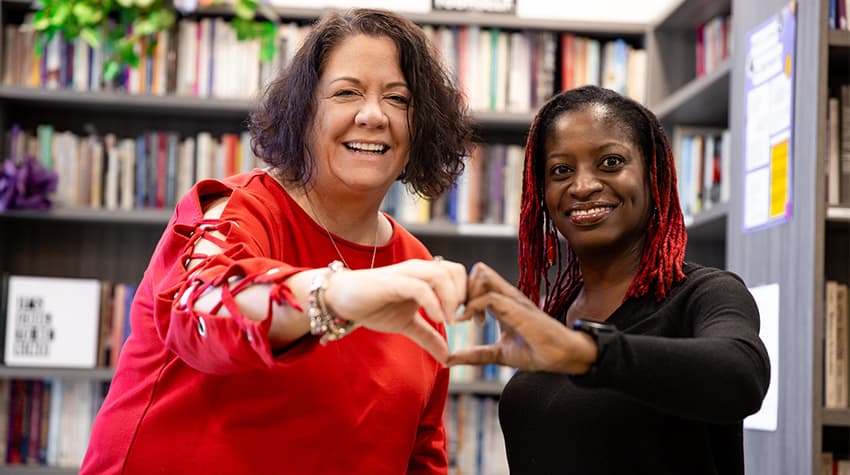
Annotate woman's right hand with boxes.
[446,262,597,374]
[322,258,467,363]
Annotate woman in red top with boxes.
[81,9,472,475]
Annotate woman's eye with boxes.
[386,95,410,105]
[601,156,625,169]
[550,164,571,176]
[333,89,358,97]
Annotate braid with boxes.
[625,112,687,300]
[517,86,687,315]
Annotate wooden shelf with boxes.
[0,366,114,381]
[0,86,255,117]
[196,4,647,35]
[0,208,519,239]
[0,466,79,475]
[0,86,537,131]
[822,408,850,427]
[0,207,173,225]
[650,0,730,30]
[448,380,504,396]
[826,206,850,222]
[651,59,731,127]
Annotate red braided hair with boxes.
[517,86,687,317]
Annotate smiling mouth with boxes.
[569,206,614,224]
[345,142,389,154]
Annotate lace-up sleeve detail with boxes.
[151,184,307,374]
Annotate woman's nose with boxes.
[570,170,603,198]
[355,99,388,128]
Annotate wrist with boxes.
[570,319,617,376]
[308,260,356,344]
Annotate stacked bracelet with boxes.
[308,260,357,344]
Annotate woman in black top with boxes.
[449,85,770,474]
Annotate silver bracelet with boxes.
[308,260,356,344]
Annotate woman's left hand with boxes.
[446,262,596,374]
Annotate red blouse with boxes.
[81,169,449,474]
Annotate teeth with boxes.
[571,207,610,217]
[346,142,387,153]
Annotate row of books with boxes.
[825,280,850,409]
[829,0,850,31]
[827,87,850,205]
[446,313,514,384]
[7,125,261,211]
[671,126,731,219]
[1,15,294,100]
[2,14,646,111]
[823,452,850,475]
[7,124,526,227]
[382,143,524,227]
[0,378,105,468]
[446,394,508,475]
[696,14,732,78]
[0,378,506,473]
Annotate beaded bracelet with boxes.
[308,260,357,344]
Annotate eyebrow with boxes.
[545,142,631,161]
[328,76,409,89]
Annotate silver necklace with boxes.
[306,193,379,270]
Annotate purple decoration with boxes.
[0,156,58,211]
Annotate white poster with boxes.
[4,275,101,368]
[744,283,779,432]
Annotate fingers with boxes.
[433,258,467,323]
[388,274,448,324]
[393,258,466,323]
[458,291,526,331]
[468,262,527,301]
[446,344,502,366]
[399,313,451,364]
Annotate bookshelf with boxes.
[0,1,651,472]
[646,0,733,270]
[725,0,833,473]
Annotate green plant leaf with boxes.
[234,0,258,20]
[134,18,157,36]
[80,27,101,48]
[103,60,121,81]
[49,3,71,26]
[72,3,97,25]
[33,17,51,31]
[260,40,276,62]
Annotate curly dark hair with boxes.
[518,85,687,317]
[249,8,473,199]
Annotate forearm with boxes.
[192,269,322,349]
[574,333,769,423]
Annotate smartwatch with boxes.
[571,318,617,376]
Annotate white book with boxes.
[104,134,120,210]
[195,131,213,181]
[119,138,137,211]
[720,129,732,203]
[177,136,196,200]
[72,37,90,92]
[3,275,101,368]
[494,30,509,112]
[829,97,841,205]
[506,31,531,113]
[176,19,198,96]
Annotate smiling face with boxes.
[543,105,651,257]
[309,34,412,197]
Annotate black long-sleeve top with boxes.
[498,263,771,475]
